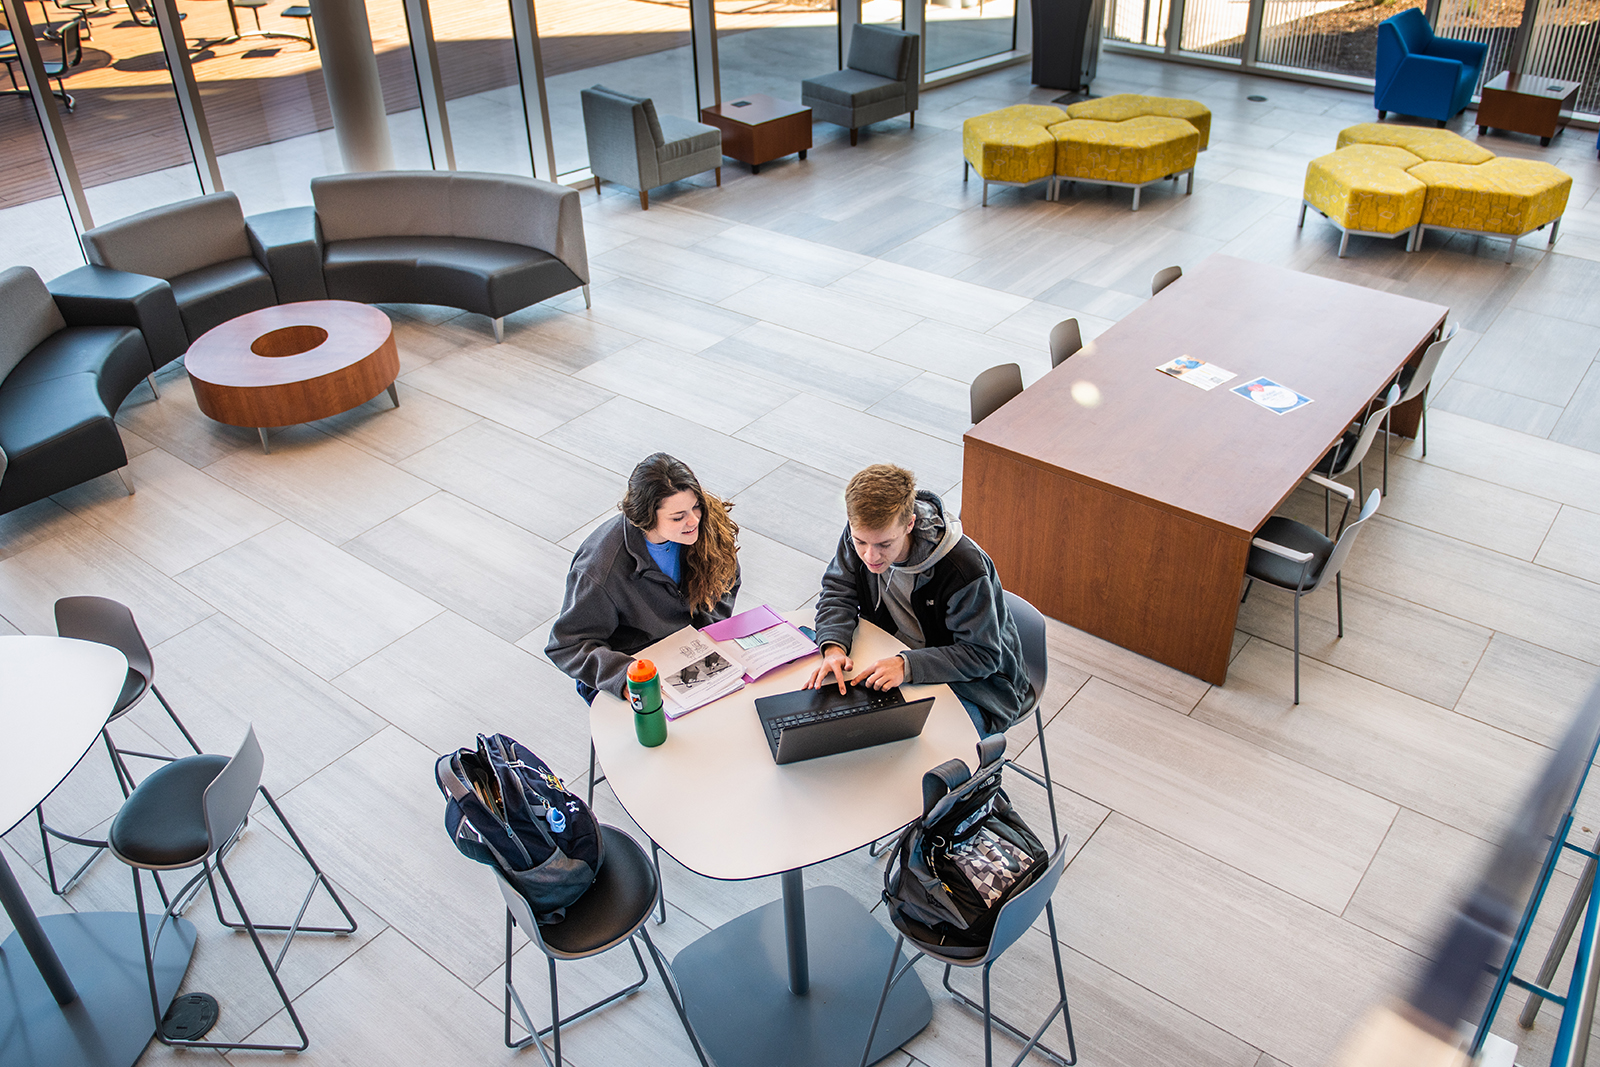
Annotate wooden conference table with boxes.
[0,636,197,1067]
[963,255,1448,686]
[590,616,980,1067]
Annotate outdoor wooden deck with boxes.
[1,0,805,208]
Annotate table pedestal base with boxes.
[0,912,196,1067]
[674,886,931,1067]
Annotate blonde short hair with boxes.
[845,464,917,531]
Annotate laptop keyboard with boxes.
[766,690,904,742]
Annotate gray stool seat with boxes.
[539,825,658,957]
[107,754,229,868]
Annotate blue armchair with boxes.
[1374,8,1487,127]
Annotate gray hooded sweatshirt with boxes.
[814,491,1029,734]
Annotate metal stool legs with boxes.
[860,911,1078,1067]
[38,684,202,895]
[504,916,707,1067]
[589,740,666,924]
[128,785,357,1051]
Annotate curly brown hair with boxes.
[621,453,739,615]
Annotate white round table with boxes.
[591,616,981,1067]
[0,636,198,1067]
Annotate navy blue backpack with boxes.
[436,733,604,923]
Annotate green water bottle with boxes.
[627,659,667,747]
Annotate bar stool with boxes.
[36,595,204,895]
[108,726,357,1051]
[497,824,707,1067]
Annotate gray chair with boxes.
[800,25,919,147]
[107,726,357,1051]
[971,363,1023,424]
[1151,264,1182,295]
[1244,481,1381,704]
[80,191,279,351]
[859,745,1075,1067]
[581,86,722,210]
[0,18,82,109]
[1382,321,1456,492]
[1312,383,1399,530]
[1049,318,1082,368]
[1002,590,1060,847]
[497,825,707,1067]
[37,596,203,895]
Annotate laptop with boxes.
[754,682,936,765]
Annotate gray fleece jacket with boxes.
[546,514,740,699]
[814,491,1029,734]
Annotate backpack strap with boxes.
[976,734,1006,770]
[922,758,972,816]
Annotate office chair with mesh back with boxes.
[1244,481,1382,704]
[971,363,1023,424]
[37,596,204,895]
[497,825,708,1067]
[1049,319,1082,369]
[1151,265,1182,295]
[108,726,357,1051]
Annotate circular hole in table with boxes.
[250,324,329,357]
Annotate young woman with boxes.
[546,453,741,703]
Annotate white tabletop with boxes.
[591,614,981,880]
[0,636,129,836]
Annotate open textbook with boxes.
[653,608,820,718]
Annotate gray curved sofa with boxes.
[255,171,591,342]
[0,266,156,515]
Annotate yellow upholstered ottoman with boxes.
[1409,157,1572,261]
[1335,123,1494,164]
[1049,116,1201,210]
[1065,94,1212,150]
[962,104,1068,205]
[1300,144,1426,257]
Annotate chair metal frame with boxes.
[1311,384,1398,533]
[1244,478,1382,704]
[496,829,708,1067]
[859,758,1075,1067]
[587,739,667,924]
[37,595,205,896]
[111,726,358,1052]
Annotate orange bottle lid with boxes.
[628,659,657,682]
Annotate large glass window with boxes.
[1104,0,1169,48]
[432,0,533,175]
[6,2,204,223]
[537,0,695,177]
[1253,0,1423,78]
[0,88,83,276]
[1509,0,1600,114]
[925,0,1016,72]
[717,0,836,102]
[1179,0,1245,60]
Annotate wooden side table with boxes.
[1478,72,1581,146]
[699,93,812,174]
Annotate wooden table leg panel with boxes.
[963,445,1246,686]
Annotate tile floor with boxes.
[4,47,1600,1067]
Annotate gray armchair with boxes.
[581,86,722,210]
[800,25,919,146]
[79,191,279,348]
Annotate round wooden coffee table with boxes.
[185,300,400,454]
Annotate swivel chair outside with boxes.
[497,824,707,1067]
[107,726,357,1051]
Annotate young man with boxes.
[805,464,1030,736]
